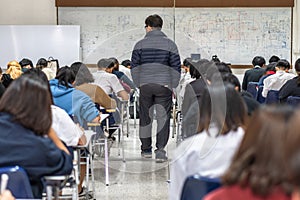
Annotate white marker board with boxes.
[58,7,291,64]
[0,25,80,68]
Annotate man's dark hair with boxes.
[145,14,163,28]
[19,58,33,68]
[276,59,290,70]
[252,56,266,67]
[269,55,280,63]
[121,59,131,68]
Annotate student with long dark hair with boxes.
[0,75,73,198]
[170,84,247,200]
[205,106,292,200]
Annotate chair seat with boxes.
[180,174,221,200]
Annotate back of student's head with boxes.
[97,58,114,69]
[295,59,300,86]
[206,62,232,82]
[269,55,280,63]
[265,62,277,73]
[145,14,163,28]
[276,59,290,70]
[223,105,293,196]
[6,60,22,79]
[198,84,246,135]
[70,62,94,86]
[0,73,52,136]
[252,56,266,67]
[121,59,131,68]
[19,58,33,69]
[36,58,48,69]
[55,66,75,88]
[189,59,209,79]
[219,73,241,92]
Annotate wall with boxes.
[0,0,56,25]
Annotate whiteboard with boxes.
[58,7,291,65]
[0,25,80,68]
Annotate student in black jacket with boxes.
[279,58,300,103]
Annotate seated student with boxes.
[49,66,101,126]
[175,57,196,110]
[23,68,87,147]
[0,75,73,198]
[92,58,129,101]
[119,59,133,80]
[71,62,120,137]
[279,58,300,103]
[262,59,296,98]
[258,62,276,86]
[220,73,260,115]
[36,58,55,80]
[204,106,292,200]
[242,56,266,91]
[107,57,136,92]
[169,84,247,200]
[70,61,117,110]
[181,59,209,138]
[19,58,34,72]
[1,61,22,88]
[121,59,131,69]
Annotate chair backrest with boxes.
[257,86,265,104]
[0,166,33,199]
[265,90,279,104]
[180,174,221,200]
[287,96,300,107]
[246,82,259,99]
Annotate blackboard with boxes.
[58,7,291,65]
[0,25,80,68]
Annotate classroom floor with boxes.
[90,119,177,200]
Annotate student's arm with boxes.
[95,85,117,109]
[117,90,129,101]
[48,128,70,155]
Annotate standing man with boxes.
[131,14,181,162]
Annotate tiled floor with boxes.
[90,119,178,200]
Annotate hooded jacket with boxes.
[49,79,99,126]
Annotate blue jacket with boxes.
[0,112,73,198]
[49,79,99,126]
[131,30,181,89]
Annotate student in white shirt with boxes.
[169,84,247,200]
[262,59,296,97]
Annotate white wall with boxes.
[0,0,56,25]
